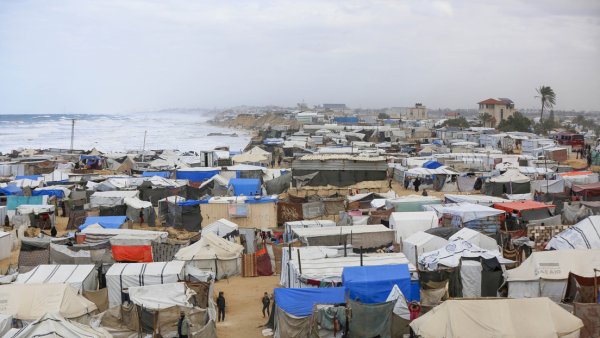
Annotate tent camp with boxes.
[505,249,600,302]
[6,313,111,338]
[232,147,271,166]
[158,197,202,231]
[389,211,439,243]
[90,190,139,208]
[385,195,443,212]
[418,240,511,271]
[174,232,244,279]
[560,171,599,188]
[81,226,168,262]
[493,200,554,223]
[546,216,600,250]
[0,283,98,321]
[292,224,395,249]
[15,264,97,292]
[483,168,531,196]
[410,298,583,338]
[105,261,185,308]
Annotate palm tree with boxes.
[479,112,492,127]
[536,86,556,122]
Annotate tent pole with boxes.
[344,238,347,257]
[297,249,302,275]
[360,247,363,266]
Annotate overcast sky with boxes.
[0,0,599,114]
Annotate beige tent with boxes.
[505,249,600,302]
[232,146,271,166]
[410,298,583,338]
[8,313,111,338]
[0,283,98,321]
[175,232,244,279]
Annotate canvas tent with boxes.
[90,190,139,208]
[444,194,509,206]
[546,216,600,250]
[483,168,531,196]
[505,249,600,302]
[128,282,195,310]
[0,283,97,321]
[389,211,439,243]
[424,202,504,224]
[572,182,600,201]
[105,261,185,308]
[124,196,156,226]
[385,195,443,212]
[6,313,111,338]
[284,220,336,242]
[15,264,97,292]
[418,240,511,271]
[410,298,583,338]
[402,231,448,266]
[202,218,240,241]
[292,224,395,249]
[174,232,244,279]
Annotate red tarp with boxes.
[572,182,600,193]
[112,245,153,262]
[493,200,553,213]
[255,247,273,276]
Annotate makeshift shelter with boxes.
[16,204,55,229]
[199,196,278,229]
[505,249,600,302]
[15,264,98,292]
[546,216,600,250]
[158,197,202,231]
[105,261,185,308]
[483,168,531,196]
[402,231,448,266]
[424,202,504,235]
[79,215,128,230]
[18,235,55,271]
[0,314,11,337]
[389,211,439,243]
[493,200,554,226]
[291,155,388,187]
[142,171,171,178]
[284,220,336,242]
[228,178,262,196]
[572,182,600,201]
[422,160,443,169]
[444,194,509,206]
[342,264,417,303]
[89,190,139,208]
[0,283,98,321]
[176,167,221,182]
[292,224,395,250]
[201,218,239,241]
[385,195,443,212]
[6,313,112,338]
[0,231,11,261]
[174,232,244,279]
[124,196,156,226]
[49,243,93,265]
[410,298,584,338]
[419,240,510,271]
[560,171,599,188]
[232,146,271,166]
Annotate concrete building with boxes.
[478,98,515,127]
[386,103,428,120]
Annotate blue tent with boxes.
[15,175,42,181]
[333,116,359,124]
[228,178,261,196]
[142,171,171,178]
[274,287,346,317]
[422,160,443,169]
[176,170,220,182]
[32,189,65,199]
[0,185,23,196]
[79,216,127,230]
[342,264,417,304]
[432,140,443,146]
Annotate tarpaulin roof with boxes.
[7,313,112,338]
[128,282,194,310]
[79,216,127,230]
[409,298,583,338]
[444,194,509,206]
[405,166,458,176]
[32,189,65,198]
[418,240,512,271]
[422,160,443,169]
[174,232,244,260]
[546,216,600,250]
[274,287,345,317]
[572,182,600,193]
[15,175,42,181]
[559,171,594,177]
[424,202,504,223]
[228,178,261,196]
[493,200,552,213]
[342,264,414,304]
[175,168,221,182]
[142,171,171,178]
[0,185,23,196]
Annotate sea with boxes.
[0,110,251,154]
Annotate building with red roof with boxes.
[478,97,516,127]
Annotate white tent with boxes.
[444,194,509,206]
[489,168,531,184]
[6,313,111,338]
[546,216,600,250]
[418,240,512,271]
[0,232,11,261]
[505,249,600,302]
[410,298,583,338]
[292,224,395,249]
[175,232,244,279]
[389,211,438,243]
[0,314,11,337]
[15,264,97,292]
[128,282,195,310]
[202,219,240,238]
[424,202,504,223]
[15,204,54,215]
[89,190,139,208]
[386,285,410,320]
[448,228,498,251]
[0,283,97,321]
[284,220,336,240]
[105,261,185,308]
[402,231,448,266]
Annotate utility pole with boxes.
[142,130,147,162]
[70,119,75,152]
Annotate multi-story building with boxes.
[478,98,515,127]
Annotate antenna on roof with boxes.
[69,119,75,152]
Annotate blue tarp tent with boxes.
[142,171,171,178]
[6,196,43,210]
[228,178,261,196]
[15,175,42,181]
[432,140,443,146]
[0,185,23,196]
[274,287,345,317]
[32,189,65,199]
[79,216,127,230]
[175,169,220,182]
[342,264,417,304]
[333,116,359,124]
[422,160,443,169]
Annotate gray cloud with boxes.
[0,0,598,114]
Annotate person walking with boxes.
[177,311,191,338]
[413,177,421,192]
[262,292,271,318]
[217,291,226,322]
[139,209,144,225]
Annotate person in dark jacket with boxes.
[217,292,226,322]
[262,292,271,318]
[413,177,421,192]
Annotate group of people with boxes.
[404,176,422,192]
[176,291,272,338]
[575,144,595,166]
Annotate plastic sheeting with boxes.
[424,202,504,223]
[128,282,194,310]
[80,216,127,230]
[348,299,394,338]
[274,287,345,317]
[418,240,512,271]
[15,264,97,292]
[342,264,414,304]
[389,211,439,243]
[228,178,261,196]
[7,313,112,338]
[547,216,600,249]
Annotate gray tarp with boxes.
[348,299,394,338]
[265,172,292,195]
[275,306,312,338]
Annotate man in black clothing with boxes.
[413,177,421,192]
[262,292,271,318]
[217,291,226,322]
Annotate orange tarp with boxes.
[493,200,553,213]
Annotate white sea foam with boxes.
[0,111,250,153]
